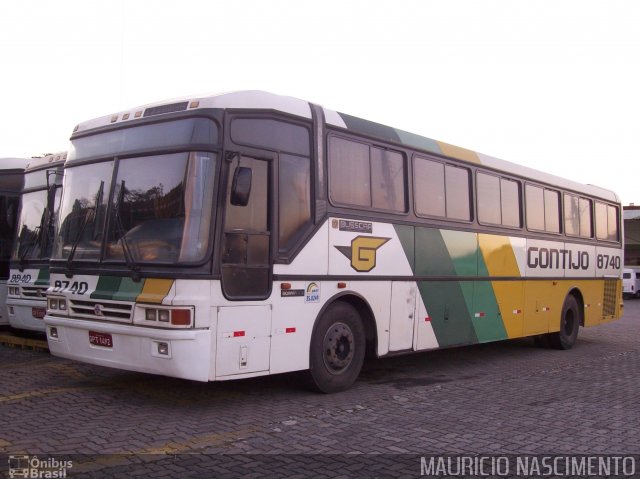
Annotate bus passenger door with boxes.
[217,155,272,376]
[388,282,416,351]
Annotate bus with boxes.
[44,91,623,393]
[6,153,66,332]
[1,158,29,327]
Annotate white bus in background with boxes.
[622,267,640,299]
[6,153,66,332]
[0,158,29,326]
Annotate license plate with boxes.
[32,307,46,319]
[89,331,113,348]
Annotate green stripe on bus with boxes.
[35,268,50,286]
[339,113,402,144]
[112,277,145,302]
[393,224,415,273]
[474,254,508,342]
[395,129,442,156]
[415,227,478,347]
[90,276,122,300]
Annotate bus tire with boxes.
[308,301,366,394]
[548,295,580,350]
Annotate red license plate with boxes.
[89,331,113,348]
[32,307,46,319]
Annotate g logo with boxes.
[335,236,390,272]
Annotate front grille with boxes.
[603,279,618,318]
[69,298,133,323]
[21,286,48,299]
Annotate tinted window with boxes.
[0,195,20,278]
[526,185,560,233]
[579,198,592,238]
[414,158,445,217]
[477,173,501,225]
[371,147,405,211]
[607,204,619,241]
[544,189,560,233]
[564,194,580,236]
[445,165,471,221]
[501,178,520,227]
[329,137,406,212]
[69,118,219,161]
[595,202,607,240]
[329,137,370,207]
[564,194,593,238]
[231,119,310,156]
[623,272,631,279]
[55,161,114,260]
[478,173,520,227]
[279,154,311,251]
[105,152,216,264]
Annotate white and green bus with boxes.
[6,153,66,332]
[44,91,622,392]
[1,157,29,326]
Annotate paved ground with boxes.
[1,301,639,478]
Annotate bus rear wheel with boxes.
[548,295,580,350]
[308,301,365,394]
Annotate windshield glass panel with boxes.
[12,190,48,260]
[69,118,218,161]
[54,161,113,261]
[105,152,216,263]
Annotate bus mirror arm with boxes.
[230,166,252,207]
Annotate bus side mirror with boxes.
[230,166,252,206]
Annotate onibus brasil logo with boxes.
[335,236,390,272]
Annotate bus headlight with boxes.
[139,307,193,328]
[48,297,68,314]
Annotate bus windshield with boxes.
[54,152,217,265]
[12,189,57,260]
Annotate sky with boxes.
[1,0,639,205]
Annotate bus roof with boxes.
[72,90,619,203]
[0,157,30,172]
[25,152,67,172]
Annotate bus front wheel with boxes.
[548,295,580,350]
[308,301,366,393]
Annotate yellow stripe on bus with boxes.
[136,279,174,304]
[437,141,480,164]
[478,234,523,338]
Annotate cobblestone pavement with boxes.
[1,301,639,478]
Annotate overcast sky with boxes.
[2,0,639,204]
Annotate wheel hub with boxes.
[323,322,355,373]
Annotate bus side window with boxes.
[279,154,311,253]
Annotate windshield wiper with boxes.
[66,181,104,274]
[112,180,140,282]
[39,172,61,259]
[18,226,41,269]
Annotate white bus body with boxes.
[0,158,29,326]
[44,91,623,392]
[6,153,66,332]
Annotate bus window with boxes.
[279,154,311,252]
[329,137,370,207]
[414,157,470,221]
[329,136,406,213]
[595,201,618,241]
[414,157,445,217]
[526,184,560,233]
[477,173,520,227]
